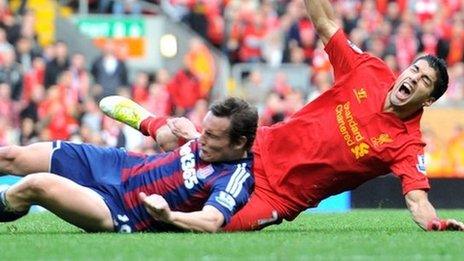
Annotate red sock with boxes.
[139,116,168,139]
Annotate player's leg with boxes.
[222,192,284,232]
[99,95,153,130]
[1,173,114,232]
[99,95,179,151]
[0,142,53,176]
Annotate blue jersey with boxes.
[50,140,254,232]
[121,140,254,231]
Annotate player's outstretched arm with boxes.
[139,192,224,233]
[405,190,464,231]
[304,0,339,45]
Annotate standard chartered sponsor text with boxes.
[335,102,364,147]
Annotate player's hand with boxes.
[427,218,464,231]
[167,117,200,140]
[139,192,172,223]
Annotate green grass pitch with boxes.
[0,210,463,260]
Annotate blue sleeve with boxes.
[204,163,254,226]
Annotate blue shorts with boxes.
[50,141,138,233]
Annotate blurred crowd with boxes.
[157,0,464,114]
[0,2,215,154]
[1,0,464,176]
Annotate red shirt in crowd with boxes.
[167,69,201,112]
[239,22,267,62]
[22,67,44,103]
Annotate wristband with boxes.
[426,218,448,231]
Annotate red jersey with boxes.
[254,29,430,219]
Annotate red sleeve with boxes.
[390,145,430,195]
[324,29,370,80]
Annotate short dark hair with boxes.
[210,97,258,151]
[414,54,449,100]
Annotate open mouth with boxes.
[397,82,413,100]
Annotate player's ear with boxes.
[232,136,247,150]
[423,96,436,107]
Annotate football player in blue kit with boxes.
[0,97,257,233]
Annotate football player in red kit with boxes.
[100,0,464,232]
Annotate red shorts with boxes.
[223,144,295,232]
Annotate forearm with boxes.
[140,193,224,233]
[405,190,437,230]
[304,0,336,24]
[304,0,338,44]
[169,210,222,233]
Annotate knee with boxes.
[16,173,51,200]
[0,145,21,160]
[0,145,21,172]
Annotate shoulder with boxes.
[211,162,253,186]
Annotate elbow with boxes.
[204,217,223,233]
[205,221,222,233]
[205,226,220,233]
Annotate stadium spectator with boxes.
[186,98,208,131]
[18,49,44,101]
[15,36,39,73]
[69,53,90,103]
[112,0,142,15]
[414,0,438,23]
[80,98,103,134]
[395,22,420,71]
[19,83,43,125]
[3,9,33,46]
[237,10,268,63]
[37,84,77,141]
[0,97,256,233]
[0,116,16,145]
[91,41,128,101]
[239,69,268,111]
[41,43,55,63]
[259,92,286,126]
[44,41,69,88]
[131,71,150,105]
[262,27,284,66]
[0,28,13,55]
[285,3,316,64]
[182,1,209,41]
[0,83,14,123]
[18,117,38,146]
[166,66,201,116]
[0,47,23,101]
[184,38,216,98]
[144,69,171,117]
